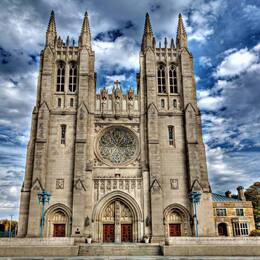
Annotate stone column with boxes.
[115,201,121,243]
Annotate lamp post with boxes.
[37,190,51,239]
[8,215,13,238]
[189,191,201,238]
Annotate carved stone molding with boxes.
[95,126,140,167]
[150,179,162,193]
[74,179,86,191]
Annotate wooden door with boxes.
[218,223,228,236]
[103,224,115,242]
[121,224,133,242]
[169,224,181,236]
[53,224,65,237]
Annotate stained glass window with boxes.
[98,127,137,165]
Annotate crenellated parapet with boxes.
[154,39,178,64]
[55,37,79,61]
[96,81,139,118]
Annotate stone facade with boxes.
[18,11,253,242]
[212,189,255,237]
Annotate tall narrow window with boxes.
[173,99,177,108]
[70,98,74,107]
[69,62,77,92]
[61,124,66,144]
[168,126,174,145]
[169,65,177,93]
[56,62,65,92]
[157,64,166,93]
[161,99,165,108]
[58,98,61,107]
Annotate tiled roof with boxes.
[212,193,241,202]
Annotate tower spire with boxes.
[176,13,187,49]
[79,11,91,49]
[142,13,154,51]
[46,10,57,47]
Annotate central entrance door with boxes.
[169,224,181,236]
[53,224,65,237]
[102,200,133,243]
[121,224,133,242]
[103,224,115,242]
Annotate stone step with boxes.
[78,243,162,256]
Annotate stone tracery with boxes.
[97,126,138,165]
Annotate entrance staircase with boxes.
[78,243,163,256]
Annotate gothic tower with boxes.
[139,13,215,239]
[18,11,215,240]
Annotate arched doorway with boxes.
[164,204,192,237]
[44,203,72,237]
[102,201,133,243]
[92,191,143,243]
[218,223,228,236]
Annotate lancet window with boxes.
[169,65,177,93]
[168,125,174,146]
[69,62,77,92]
[56,61,65,92]
[157,64,166,93]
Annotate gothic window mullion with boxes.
[69,62,77,93]
[157,64,166,94]
[165,63,170,109]
[56,61,65,93]
[169,64,178,94]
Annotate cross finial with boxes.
[114,80,120,88]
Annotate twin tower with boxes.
[18,11,216,242]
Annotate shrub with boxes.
[249,230,260,236]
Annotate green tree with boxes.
[245,182,260,229]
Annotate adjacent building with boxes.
[213,187,255,237]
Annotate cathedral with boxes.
[18,11,255,242]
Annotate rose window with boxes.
[97,126,138,165]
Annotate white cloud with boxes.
[93,37,139,71]
[197,89,223,111]
[195,75,200,82]
[199,56,212,67]
[106,75,126,83]
[206,145,260,194]
[215,47,258,78]
[187,0,225,44]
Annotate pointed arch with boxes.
[92,190,143,222]
[169,64,178,93]
[190,178,203,192]
[157,63,166,93]
[38,101,50,112]
[56,60,66,92]
[164,203,192,237]
[185,103,197,113]
[147,102,159,114]
[31,178,43,192]
[92,191,143,242]
[68,61,77,92]
[44,203,72,237]
[45,203,72,219]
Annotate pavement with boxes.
[0,257,260,260]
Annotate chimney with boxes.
[225,191,232,198]
[237,186,246,201]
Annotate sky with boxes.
[0,0,260,220]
